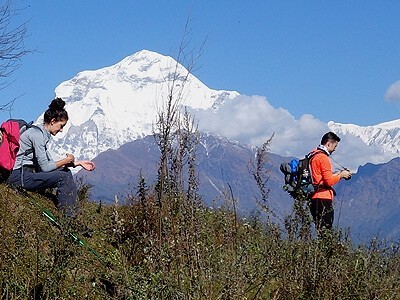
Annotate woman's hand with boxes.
[75,160,96,171]
[56,153,75,169]
[66,153,75,164]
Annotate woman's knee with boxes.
[54,168,73,181]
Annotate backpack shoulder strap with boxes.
[306,149,328,160]
[17,123,44,157]
[304,149,326,186]
[307,149,336,195]
[28,124,43,136]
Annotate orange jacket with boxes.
[309,149,341,200]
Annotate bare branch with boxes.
[0,0,30,76]
[0,0,31,110]
[0,93,24,116]
[250,133,275,219]
[153,15,205,205]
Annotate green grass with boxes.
[1,184,400,299]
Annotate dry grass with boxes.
[1,183,400,299]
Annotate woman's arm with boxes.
[73,160,96,171]
[55,153,75,169]
[30,130,57,172]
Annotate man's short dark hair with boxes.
[321,131,341,145]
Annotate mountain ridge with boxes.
[78,132,400,241]
[328,120,400,155]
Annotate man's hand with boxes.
[339,169,352,180]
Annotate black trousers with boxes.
[309,198,334,231]
[8,167,78,218]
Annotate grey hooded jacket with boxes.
[13,124,57,172]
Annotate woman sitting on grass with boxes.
[7,98,95,219]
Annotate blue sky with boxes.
[1,0,400,126]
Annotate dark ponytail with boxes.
[43,98,69,123]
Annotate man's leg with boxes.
[320,199,334,230]
[310,199,334,231]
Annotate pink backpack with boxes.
[0,120,33,181]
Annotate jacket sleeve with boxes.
[30,130,57,172]
[316,155,340,187]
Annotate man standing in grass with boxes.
[309,132,352,231]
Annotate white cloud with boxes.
[191,95,395,172]
[192,95,327,155]
[385,81,400,102]
[329,134,395,172]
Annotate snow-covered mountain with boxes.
[44,50,239,160]
[39,49,399,169]
[328,120,400,155]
